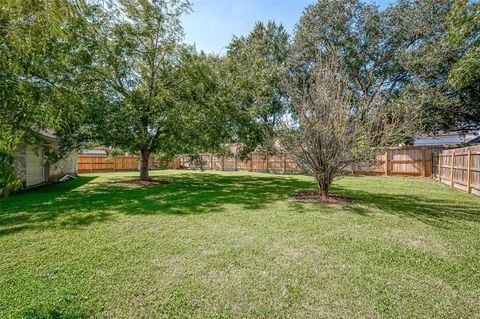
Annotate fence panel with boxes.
[391,148,424,175]
[435,145,480,196]
[236,158,251,171]
[349,146,448,177]
[78,155,165,173]
[175,146,449,176]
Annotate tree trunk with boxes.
[317,178,331,198]
[140,149,150,181]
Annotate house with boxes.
[413,130,480,146]
[13,131,77,188]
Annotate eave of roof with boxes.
[37,129,58,142]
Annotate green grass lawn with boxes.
[1,170,479,318]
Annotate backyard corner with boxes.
[1,170,479,318]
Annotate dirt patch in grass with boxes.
[290,190,352,204]
[112,179,174,187]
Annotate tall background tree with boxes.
[391,0,479,131]
[444,0,480,129]
[225,21,290,150]
[447,0,480,89]
[292,0,478,132]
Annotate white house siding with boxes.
[14,139,78,189]
[25,145,47,187]
[13,144,27,187]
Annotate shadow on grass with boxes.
[22,307,90,319]
[0,173,314,236]
[0,176,100,236]
[1,173,479,236]
[332,183,480,228]
[21,295,93,319]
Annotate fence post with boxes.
[266,154,269,173]
[222,157,225,171]
[234,156,238,171]
[384,149,389,176]
[438,154,442,183]
[431,152,434,178]
[421,148,427,177]
[250,153,253,172]
[283,153,287,174]
[113,157,117,172]
[450,152,455,188]
[90,156,93,173]
[467,150,472,193]
[210,155,213,170]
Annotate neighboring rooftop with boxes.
[414,130,480,146]
[81,149,108,156]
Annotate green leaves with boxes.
[226,21,290,134]
[0,127,23,199]
[446,0,480,88]
[75,1,263,171]
[0,0,84,195]
[291,0,480,132]
[74,0,190,153]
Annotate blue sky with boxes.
[182,0,395,54]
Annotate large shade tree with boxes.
[0,0,87,145]
[443,0,480,130]
[76,0,264,179]
[392,0,479,130]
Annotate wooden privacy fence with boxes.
[178,153,302,173]
[351,146,448,177]
[77,155,180,173]
[435,145,480,196]
[178,146,449,177]
[77,146,450,177]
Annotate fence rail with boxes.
[434,145,480,196]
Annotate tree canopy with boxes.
[72,0,207,179]
[0,0,85,196]
[0,0,82,144]
[226,21,290,149]
[72,0,273,179]
[293,0,479,132]
[447,0,480,89]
